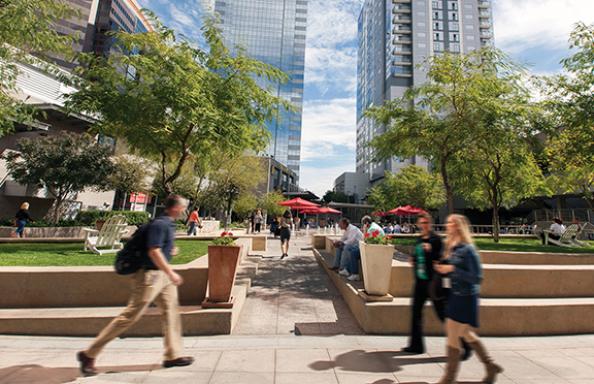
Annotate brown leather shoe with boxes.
[77,351,98,376]
[163,356,195,368]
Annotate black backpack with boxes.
[114,221,151,275]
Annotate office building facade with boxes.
[356,0,494,183]
[214,0,308,179]
[51,0,152,70]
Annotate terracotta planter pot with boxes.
[359,241,395,296]
[205,245,241,304]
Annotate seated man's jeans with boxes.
[333,244,361,274]
[347,245,361,275]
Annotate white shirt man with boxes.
[549,222,566,236]
[331,220,363,275]
[341,223,364,246]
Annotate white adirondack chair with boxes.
[83,215,128,255]
[543,224,582,247]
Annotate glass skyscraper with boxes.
[214,0,308,179]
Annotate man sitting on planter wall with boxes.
[330,218,363,281]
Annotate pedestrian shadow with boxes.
[308,350,446,374]
[398,382,482,384]
[0,363,157,384]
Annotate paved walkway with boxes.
[234,233,362,336]
[1,236,594,383]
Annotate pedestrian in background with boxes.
[14,202,32,238]
[186,207,201,236]
[254,209,263,233]
[280,210,292,259]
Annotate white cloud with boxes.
[493,0,594,53]
[300,98,357,161]
[305,0,363,95]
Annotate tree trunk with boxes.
[492,203,500,243]
[440,158,454,214]
[121,192,127,210]
[52,199,63,225]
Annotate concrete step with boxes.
[0,284,248,337]
[314,249,594,336]
[390,260,594,298]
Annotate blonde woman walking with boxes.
[433,214,503,384]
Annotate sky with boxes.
[138,0,594,197]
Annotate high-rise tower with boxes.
[356,0,494,184]
[214,0,308,179]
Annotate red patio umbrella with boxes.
[279,197,319,209]
[372,211,387,217]
[388,205,427,216]
[317,207,341,214]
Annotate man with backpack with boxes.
[77,195,194,376]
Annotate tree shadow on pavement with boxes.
[308,350,446,374]
[0,363,156,384]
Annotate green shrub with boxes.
[76,210,150,226]
[0,218,80,227]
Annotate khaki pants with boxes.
[446,318,479,350]
[86,270,183,360]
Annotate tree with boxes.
[368,49,523,213]
[259,190,286,218]
[107,155,152,210]
[322,190,351,204]
[233,193,258,220]
[367,165,445,212]
[542,23,594,208]
[65,17,290,195]
[208,154,265,228]
[0,0,75,136]
[2,132,115,223]
[453,144,547,242]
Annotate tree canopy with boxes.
[3,132,115,223]
[0,0,75,136]
[541,22,594,208]
[65,17,291,195]
[367,165,445,212]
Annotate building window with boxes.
[434,32,442,41]
[449,22,460,31]
[450,43,460,52]
[432,1,441,9]
[449,12,458,21]
[449,32,460,41]
[433,11,442,20]
[433,42,444,51]
[449,1,458,10]
[434,21,443,30]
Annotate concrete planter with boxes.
[360,241,395,296]
[203,245,241,308]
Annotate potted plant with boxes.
[359,230,395,297]
[202,231,241,308]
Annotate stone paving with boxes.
[1,235,594,383]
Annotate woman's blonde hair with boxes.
[446,214,474,250]
[20,202,29,210]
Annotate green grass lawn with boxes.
[0,240,210,267]
[392,237,594,254]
